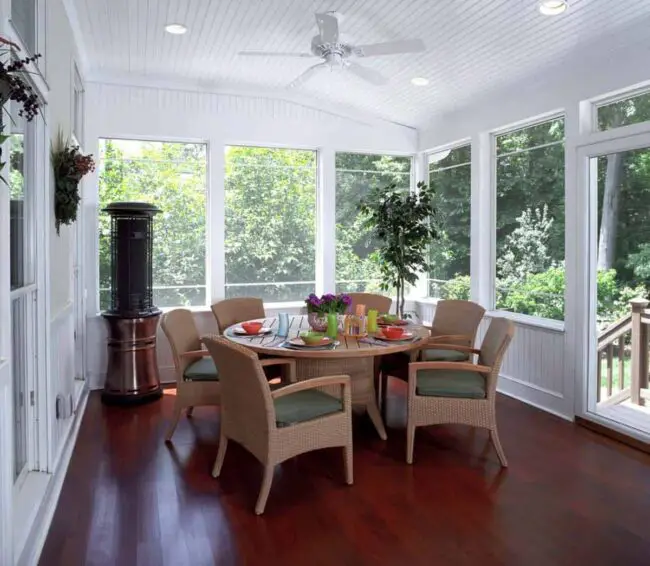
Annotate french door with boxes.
[577,130,650,441]
[9,109,39,486]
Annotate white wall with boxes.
[418,39,650,421]
[0,0,87,563]
[83,81,417,389]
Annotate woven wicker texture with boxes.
[211,297,265,333]
[405,317,514,466]
[160,309,221,441]
[203,336,353,515]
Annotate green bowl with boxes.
[300,331,326,345]
[381,313,398,323]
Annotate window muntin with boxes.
[335,152,412,294]
[495,117,566,321]
[428,144,471,299]
[98,139,208,310]
[224,146,317,302]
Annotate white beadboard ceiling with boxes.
[71,0,650,128]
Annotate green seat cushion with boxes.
[274,389,343,428]
[183,357,219,381]
[422,348,469,362]
[416,369,486,399]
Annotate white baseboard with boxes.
[498,373,573,422]
[17,386,89,566]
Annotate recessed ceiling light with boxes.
[411,77,429,86]
[539,1,568,16]
[165,23,187,35]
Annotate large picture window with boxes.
[335,152,412,293]
[224,146,317,302]
[428,144,471,299]
[98,139,208,310]
[495,117,565,320]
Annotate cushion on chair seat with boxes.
[274,389,343,428]
[422,348,469,362]
[416,369,486,399]
[183,357,219,381]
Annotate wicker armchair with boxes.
[422,300,486,362]
[405,317,515,466]
[160,309,221,441]
[202,336,353,515]
[210,297,265,333]
[346,292,392,315]
[380,300,486,411]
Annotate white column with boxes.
[317,147,336,295]
[209,140,225,303]
[471,132,494,308]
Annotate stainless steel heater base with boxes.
[101,313,163,405]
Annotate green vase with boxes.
[326,313,338,339]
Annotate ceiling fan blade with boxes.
[353,39,426,57]
[315,12,339,43]
[345,62,389,86]
[238,51,314,58]
[289,62,327,88]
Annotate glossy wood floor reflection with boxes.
[39,384,650,566]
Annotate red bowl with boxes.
[241,321,263,335]
[381,326,405,339]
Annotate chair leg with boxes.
[343,443,354,485]
[212,433,229,478]
[255,464,275,515]
[490,428,508,468]
[406,423,416,464]
[187,406,194,418]
[165,403,183,442]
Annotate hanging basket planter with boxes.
[51,130,95,234]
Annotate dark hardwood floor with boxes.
[39,382,650,566]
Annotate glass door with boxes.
[9,109,38,486]
[582,133,650,439]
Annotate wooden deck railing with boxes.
[597,298,650,407]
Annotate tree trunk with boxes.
[597,152,624,271]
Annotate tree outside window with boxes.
[98,139,208,310]
[335,152,412,294]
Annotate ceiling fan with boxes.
[238,12,426,88]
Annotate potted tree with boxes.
[359,181,438,319]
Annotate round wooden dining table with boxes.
[223,314,429,440]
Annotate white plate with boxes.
[233,327,273,336]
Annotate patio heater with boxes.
[101,202,163,405]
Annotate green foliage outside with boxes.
[98,140,207,309]
[335,153,412,293]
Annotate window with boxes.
[11,0,37,54]
[72,64,84,146]
[428,144,471,299]
[597,91,650,131]
[495,117,565,320]
[98,139,208,309]
[335,152,412,293]
[224,146,317,302]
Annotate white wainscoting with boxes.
[416,301,572,420]
[49,303,82,470]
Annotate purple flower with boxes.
[341,294,352,305]
[322,293,335,302]
[309,296,322,307]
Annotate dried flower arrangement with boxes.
[0,35,42,184]
[51,130,95,234]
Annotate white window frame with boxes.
[223,143,320,304]
[489,111,567,330]
[333,150,415,296]
[71,61,85,149]
[95,136,211,312]
[590,79,650,135]
[425,139,472,301]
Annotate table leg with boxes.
[366,399,388,440]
